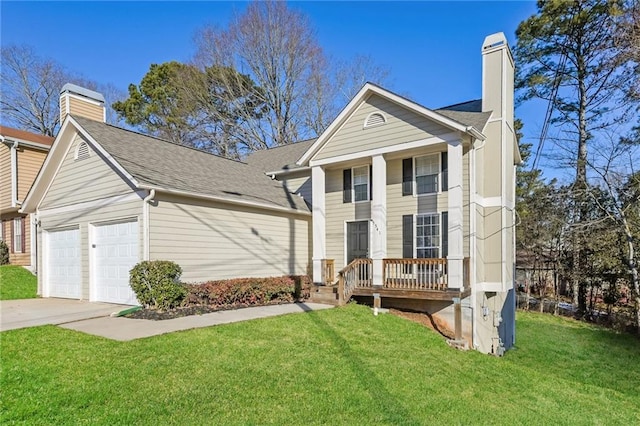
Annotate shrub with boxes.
[129,260,186,310]
[0,240,9,265]
[185,275,311,308]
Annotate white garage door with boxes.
[93,220,139,305]
[46,228,81,299]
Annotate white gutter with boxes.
[265,166,311,179]
[137,185,311,217]
[142,189,155,261]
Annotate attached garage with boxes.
[92,220,139,305]
[45,228,81,299]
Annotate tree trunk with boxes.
[621,214,640,334]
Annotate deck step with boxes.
[309,285,340,305]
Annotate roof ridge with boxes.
[72,115,249,166]
[436,99,482,110]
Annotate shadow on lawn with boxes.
[303,308,421,424]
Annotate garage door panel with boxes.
[94,220,138,305]
[47,228,81,299]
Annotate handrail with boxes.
[322,259,335,285]
[383,258,448,290]
[337,258,372,305]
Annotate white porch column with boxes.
[312,166,326,284]
[447,140,464,289]
[371,155,387,286]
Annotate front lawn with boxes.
[0,265,37,300]
[1,305,639,424]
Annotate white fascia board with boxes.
[309,131,461,167]
[137,185,311,217]
[1,137,52,151]
[297,84,374,166]
[265,166,311,178]
[20,118,76,213]
[298,83,483,166]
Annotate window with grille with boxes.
[352,166,369,202]
[13,217,23,253]
[415,154,439,194]
[416,214,440,258]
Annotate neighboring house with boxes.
[250,32,521,355]
[21,84,310,306]
[0,126,54,268]
[22,32,519,355]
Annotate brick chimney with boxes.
[59,83,106,124]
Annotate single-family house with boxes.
[0,126,54,268]
[251,32,521,354]
[21,32,519,354]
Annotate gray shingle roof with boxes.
[73,116,309,213]
[245,139,316,173]
[435,99,492,131]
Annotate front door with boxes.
[346,221,369,264]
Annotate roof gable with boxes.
[297,83,486,166]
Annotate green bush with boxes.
[0,240,9,265]
[184,275,311,308]
[129,260,186,310]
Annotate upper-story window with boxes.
[343,165,371,203]
[415,154,439,194]
[352,166,369,202]
[363,112,386,129]
[402,152,448,196]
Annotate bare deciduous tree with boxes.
[1,45,67,136]
[194,1,323,149]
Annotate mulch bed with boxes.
[126,301,298,321]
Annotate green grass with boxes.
[1,305,639,425]
[0,265,37,300]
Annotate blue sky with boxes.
[2,1,547,167]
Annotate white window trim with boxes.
[363,111,387,129]
[351,165,370,203]
[13,217,24,253]
[414,153,441,197]
[414,213,441,259]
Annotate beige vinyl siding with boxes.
[38,199,142,299]
[17,148,48,202]
[68,96,103,122]
[325,167,374,269]
[1,214,30,265]
[482,122,502,198]
[482,206,503,284]
[385,148,470,259]
[314,94,453,161]
[149,194,310,282]
[40,134,132,209]
[0,144,10,208]
[60,96,67,123]
[283,175,312,205]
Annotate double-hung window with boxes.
[352,166,369,202]
[416,214,440,258]
[13,217,23,253]
[415,154,439,195]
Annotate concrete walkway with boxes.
[60,303,334,341]
[1,298,124,332]
[1,298,334,340]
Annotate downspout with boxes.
[9,139,19,208]
[143,189,155,261]
[469,136,479,350]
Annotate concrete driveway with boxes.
[0,298,126,332]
